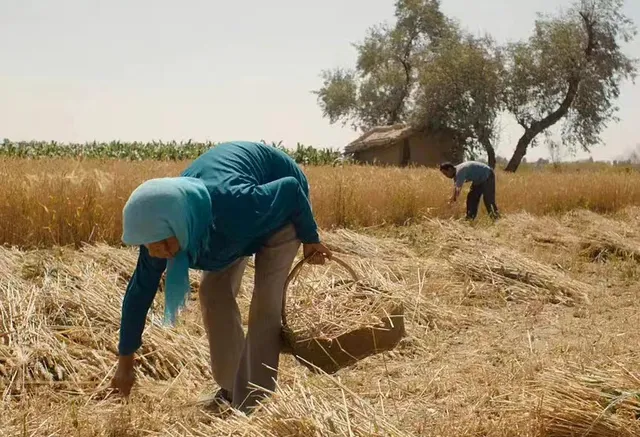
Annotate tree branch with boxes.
[528,10,597,137]
[388,29,419,124]
[516,116,529,130]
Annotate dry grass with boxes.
[281,255,406,374]
[3,210,640,436]
[528,365,640,437]
[1,157,640,247]
[439,225,593,306]
[282,256,404,339]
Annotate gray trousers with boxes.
[198,224,300,412]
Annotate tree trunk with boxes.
[505,132,534,172]
[479,137,496,169]
[401,139,411,167]
[386,32,417,126]
[486,144,496,169]
[472,121,496,169]
[505,76,583,172]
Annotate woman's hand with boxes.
[303,242,332,265]
[110,355,135,397]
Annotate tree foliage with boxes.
[503,0,637,171]
[315,0,452,130]
[314,0,503,165]
[411,34,504,167]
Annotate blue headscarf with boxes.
[121,177,213,325]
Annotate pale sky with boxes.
[1,0,638,162]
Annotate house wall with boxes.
[407,130,461,167]
[350,129,462,167]
[353,143,402,165]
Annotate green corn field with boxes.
[0,138,345,165]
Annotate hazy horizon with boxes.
[1,0,638,162]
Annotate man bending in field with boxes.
[110,141,332,415]
[439,161,500,221]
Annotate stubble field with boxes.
[1,158,640,436]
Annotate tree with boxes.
[503,0,637,172]
[314,0,503,165]
[315,0,452,130]
[411,34,505,168]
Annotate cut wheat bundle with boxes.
[446,241,592,306]
[579,233,640,263]
[280,255,405,375]
[558,210,640,262]
[320,228,413,261]
[79,243,138,277]
[0,247,211,396]
[527,365,640,437]
[78,243,203,291]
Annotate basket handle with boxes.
[281,254,359,330]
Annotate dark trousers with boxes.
[466,171,499,220]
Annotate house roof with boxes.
[344,123,417,154]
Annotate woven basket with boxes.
[280,255,405,374]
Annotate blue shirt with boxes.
[454,161,492,188]
[118,141,319,356]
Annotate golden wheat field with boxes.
[1,158,640,247]
[2,158,640,436]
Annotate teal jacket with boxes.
[118,141,319,355]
